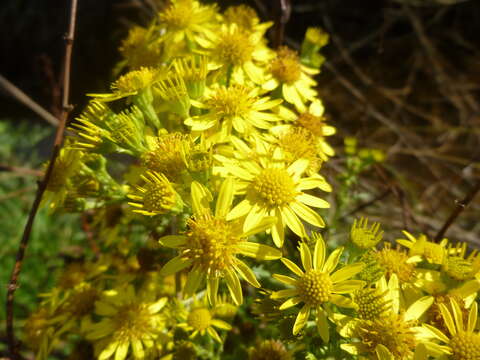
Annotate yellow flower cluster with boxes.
[25,1,480,360]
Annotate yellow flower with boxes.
[119,26,163,69]
[397,231,446,265]
[339,275,435,360]
[277,99,336,161]
[127,170,182,216]
[420,298,480,359]
[85,285,168,360]
[374,243,420,284]
[350,217,384,250]
[223,5,272,34]
[172,56,208,99]
[224,157,331,247]
[185,85,282,140]
[263,46,319,110]
[196,23,273,84]
[178,303,232,343]
[271,240,365,339]
[159,0,217,46]
[249,339,292,360]
[157,178,282,305]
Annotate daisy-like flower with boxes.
[196,23,273,84]
[224,156,331,247]
[263,46,319,110]
[159,0,218,46]
[127,170,182,216]
[271,240,365,340]
[185,85,282,141]
[157,178,282,305]
[85,285,168,360]
[177,303,232,343]
[223,5,272,34]
[419,298,480,359]
[396,231,446,265]
[339,274,435,360]
[350,217,384,250]
[276,99,336,161]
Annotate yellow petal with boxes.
[271,209,285,247]
[237,242,282,260]
[468,300,478,332]
[281,206,306,238]
[234,260,261,288]
[281,258,304,277]
[215,177,235,218]
[158,235,186,248]
[439,303,457,336]
[131,339,144,359]
[375,344,394,360]
[330,294,356,308]
[184,267,205,297]
[316,308,330,343]
[159,256,193,276]
[332,280,365,293]
[98,341,118,360]
[296,193,330,208]
[242,216,277,237]
[293,304,311,335]
[330,263,364,283]
[114,342,129,360]
[211,319,232,331]
[207,277,219,306]
[243,203,267,232]
[227,199,252,220]
[207,327,222,343]
[272,288,298,300]
[297,175,332,192]
[273,274,298,286]
[313,235,326,271]
[191,181,213,216]
[279,296,302,310]
[148,297,167,314]
[405,296,434,322]
[299,242,313,271]
[225,269,243,305]
[322,247,344,274]
[289,201,325,228]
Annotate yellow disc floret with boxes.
[357,314,417,359]
[206,85,255,119]
[249,340,292,360]
[250,168,297,207]
[353,288,391,320]
[216,29,254,66]
[143,180,176,214]
[187,308,212,331]
[271,47,302,84]
[183,215,240,273]
[112,67,158,94]
[449,331,480,360]
[296,112,325,138]
[375,245,416,283]
[296,270,332,306]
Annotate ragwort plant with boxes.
[21,1,480,359]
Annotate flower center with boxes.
[296,270,332,306]
[277,128,319,171]
[250,168,296,207]
[216,30,254,65]
[375,247,416,283]
[296,112,325,138]
[183,215,240,273]
[450,331,480,360]
[206,85,254,119]
[114,304,154,341]
[143,182,176,214]
[353,288,390,320]
[142,133,189,181]
[187,308,212,331]
[224,5,259,32]
[271,47,302,84]
[443,256,474,281]
[357,314,416,359]
[160,3,194,31]
[112,68,156,93]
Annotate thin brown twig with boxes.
[273,0,291,48]
[5,0,78,358]
[0,165,43,177]
[0,74,59,127]
[434,179,480,242]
